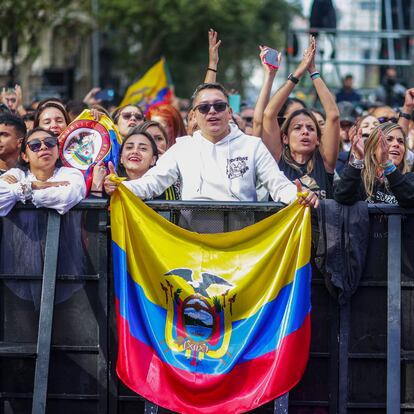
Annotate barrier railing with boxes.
[0,200,413,414]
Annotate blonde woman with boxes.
[334,122,414,206]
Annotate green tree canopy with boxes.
[99,0,300,98]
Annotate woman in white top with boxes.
[0,127,86,216]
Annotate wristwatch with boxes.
[287,73,299,85]
[399,111,411,120]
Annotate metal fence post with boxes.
[31,211,61,414]
[387,214,401,413]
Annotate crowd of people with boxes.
[1,31,414,218]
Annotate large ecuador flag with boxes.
[120,57,173,110]
[111,185,312,414]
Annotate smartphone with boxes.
[229,94,241,113]
[95,89,115,102]
[263,47,279,69]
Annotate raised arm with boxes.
[307,37,340,173]
[334,127,365,205]
[262,37,316,161]
[252,47,278,138]
[398,88,414,135]
[203,29,221,83]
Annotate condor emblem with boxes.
[59,119,111,172]
[160,268,237,366]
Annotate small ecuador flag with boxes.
[120,57,173,110]
[111,184,312,414]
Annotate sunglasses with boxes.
[195,102,228,115]
[378,116,398,124]
[242,116,253,123]
[27,136,58,152]
[121,112,144,121]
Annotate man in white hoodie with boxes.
[104,83,318,207]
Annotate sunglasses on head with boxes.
[195,102,228,115]
[121,112,144,121]
[27,136,58,152]
[378,116,398,124]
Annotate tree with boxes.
[0,0,93,98]
[98,0,300,98]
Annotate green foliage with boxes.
[98,0,300,97]
[0,0,92,63]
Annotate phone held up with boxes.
[94,89,115,102]
[262,47,279,70]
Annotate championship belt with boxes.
[59,110,121,193]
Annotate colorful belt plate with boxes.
[60,118,111,173]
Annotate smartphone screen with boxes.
[229,94,241,113]
[95,89,115,101]
[263,47,279,69]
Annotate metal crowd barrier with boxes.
[0,199,413,414]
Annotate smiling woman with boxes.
[102,127,178,200]
[334,122,414,207]
[0,127,86,216]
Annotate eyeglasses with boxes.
[378,116,398,124]
[195,102,228,115]
[27,136,58,152]
[121,112,144,121]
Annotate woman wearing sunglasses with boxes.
[262,36,340,200]
[112,104,145,140]
[0,128,86,216]
[334,122,414,206]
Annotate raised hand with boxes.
[307,36,317,74]
[208,29,221,69]
[403,88,414,111]
[350,127,364,160]
[295,35,316,78]
[295,179,319,208]
[376,130,390,166]
[83,88,102,106]
[104,161,120,196]
[14,84,23,108]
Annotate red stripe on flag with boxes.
[115,299,310,414]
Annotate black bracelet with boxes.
[399,111,411,120]
[207,67,217,73]
[287,73,299,84]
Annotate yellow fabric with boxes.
[110,185,311,322]
[72,109,123,144]
[120,58,169,107]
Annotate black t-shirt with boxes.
[278,150,334,199]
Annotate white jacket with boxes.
[124,124,297,203]
[0,167,86,216]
